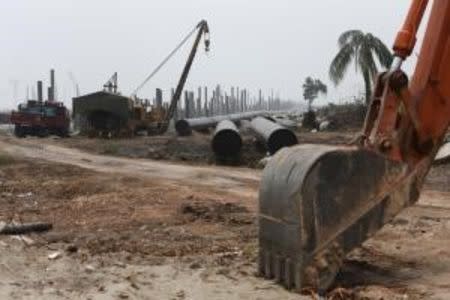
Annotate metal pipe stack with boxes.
[250,117,298,155]
[175,111,267,136]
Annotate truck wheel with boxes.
[14,126,26,138]
[57,128,69,138]
[37,128,49,138]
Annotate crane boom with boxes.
[160,20,210,133]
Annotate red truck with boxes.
[11,100,70,137]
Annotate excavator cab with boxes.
[258,0,450,292]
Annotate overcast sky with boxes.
[0,0,427,110]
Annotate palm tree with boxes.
[329,30,393,105]
[302,77,327,129]
[302,77,327,111]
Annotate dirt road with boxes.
[0,137,260,196]
[0,135,449,299]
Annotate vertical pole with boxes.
[259,89,262,110]
[49,69,55,101]
[184,91,190,118]
[189,91,195,117]
[197,87,202,116]
[204,86,208,116]
[155,88,163,108]
[37,81,43,102]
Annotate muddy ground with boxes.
[0,132,449,299]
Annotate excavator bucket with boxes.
[258,144,423,292]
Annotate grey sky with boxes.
[0,1,423,110]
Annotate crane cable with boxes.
[130,23,200,98]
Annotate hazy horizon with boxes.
[0,1,428,110]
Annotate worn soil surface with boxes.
[17,129,356,168]
[0,132,449,299]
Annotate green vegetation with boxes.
[329,30,393,105]
[302,77,328,112]
[302,77,327,129]
[317,99,367,130]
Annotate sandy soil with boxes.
[0,134,449,299]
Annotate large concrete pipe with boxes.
[175,111,267,136]
[211,120,242,158]
[175,115,228,136]
[250,117,298,155]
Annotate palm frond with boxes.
[338,30,364,48]
[314,79,328,94]
[366,34,393,68]
[329,43,355,85]
[359,40,378,80]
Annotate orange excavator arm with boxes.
[258,0,449,293]
[364,0,450,165]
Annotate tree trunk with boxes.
[363,71,372,106]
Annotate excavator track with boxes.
[258,144,424,292]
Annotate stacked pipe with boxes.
[250,117,298,155]
[211,120,242,158]
[175,111,267,136]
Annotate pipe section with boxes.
[175,111,266,136]
[211,120,242,158]
[250,117,298,155]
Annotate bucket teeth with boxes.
[284,258,293,289]
[264,251,273,279]
[258,249,303,290]
[274,255,283,283]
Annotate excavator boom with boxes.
[259,0,449,292]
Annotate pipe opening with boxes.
[212,129,242,157]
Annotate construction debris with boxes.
[48,251,62,260]
[0,222,53,235]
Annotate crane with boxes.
[130,20,210,134]
[160,20,210,133]
[258,0,449,292]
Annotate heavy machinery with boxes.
[258,0,449,292]
[11,70,70,138]
[11,100,70,137]
[132,19,210,134]
[73,20,210,137]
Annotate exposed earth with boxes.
[0,131,449,299]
